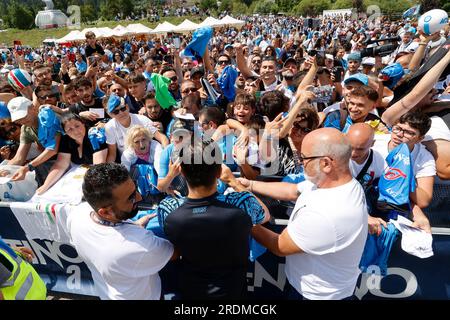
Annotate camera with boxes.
[360,36,401,58]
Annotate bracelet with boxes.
[419,42,427,46]
[249,180,254,192]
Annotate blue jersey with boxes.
[157,191,265,231]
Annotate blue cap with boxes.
[344,73,369,86]
[380,63,405,89]
[0,101,11,119]
[107,94,125,113]
[224,44,233,50]
[347,52,362,62]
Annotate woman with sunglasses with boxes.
[36,112,108,195]
[260,91,320,177]
[104,94,168,163]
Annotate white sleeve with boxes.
[152,142,162,177]
[287,209,337,255]
[415,149,436,178]
[105,121,117,145]
[125,229,174,277]
[121,149,137,171]
[297,180,315,194]
[140,116,158,134]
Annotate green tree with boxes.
[7,2,35,30]
[292,0,331,16]
[120,0,134,18]
[219,0,233,12]
[254,0,279,14]
[420,0,441,13]
[363,0,413,17]
[232,0,249,15]
[80,4,98,23]
[199,0,218,11]
[332,0,353,9]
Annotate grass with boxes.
[0,15,207,48]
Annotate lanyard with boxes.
[90,211,133,227]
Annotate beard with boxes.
[116,204,140,221]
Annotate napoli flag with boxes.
[403,5,421,19]
[378,143,416,207]
[183,26,213,59]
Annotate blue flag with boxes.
[403,5,420,19]
[183,26,213,59]
[217,65,238,102]
[378,143,416,207]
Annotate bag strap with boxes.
[356,149,373,183]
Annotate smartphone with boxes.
[308,49,317,57]
[173,37,181,49]
[332,66,343,82]
[14,40,23,55]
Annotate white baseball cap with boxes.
[7,96,32,122]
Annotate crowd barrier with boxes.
[0,178,449,300]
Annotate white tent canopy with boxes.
[55,30,84,43]
[219,15,245,28]
[150,21,176,34]
[112,25,132,37]
[96,27,114,38]
[173,19,199,33]
[199,17,223,28]
[126,23,152,34]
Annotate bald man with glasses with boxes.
[240,128,368,300]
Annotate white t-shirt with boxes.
[67,202,174,300]
[285,179,368,300]
[423,116,450,142]
[105,114,157,155]
[373,134,436,178]
[121,140,162,174]
[349,149,386,181]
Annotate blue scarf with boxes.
[37,106,63,150]
[88,127,106,151]
[217,65,238,102]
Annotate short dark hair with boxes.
[74,77,93,90]
[179,140,222,188]
[161,66,176,75]
[143,92,157,103]
[82,163,130,211]
[349,85,379,102]
[34,85,53,97]
[198,107,226,126]
[234,93,256,110]
[59,112,85,130]
[259,90,289,121]
[397,111,431,137]
[126,72,146,84]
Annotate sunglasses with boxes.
[169,76,178,82]
[182,87,197,94]
[293,122,312,133]
[218,60,230,65]
[37,93,58,100]
[252,59,262,64]
[111,106,127,115]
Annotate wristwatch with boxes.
[27,163,35,172]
